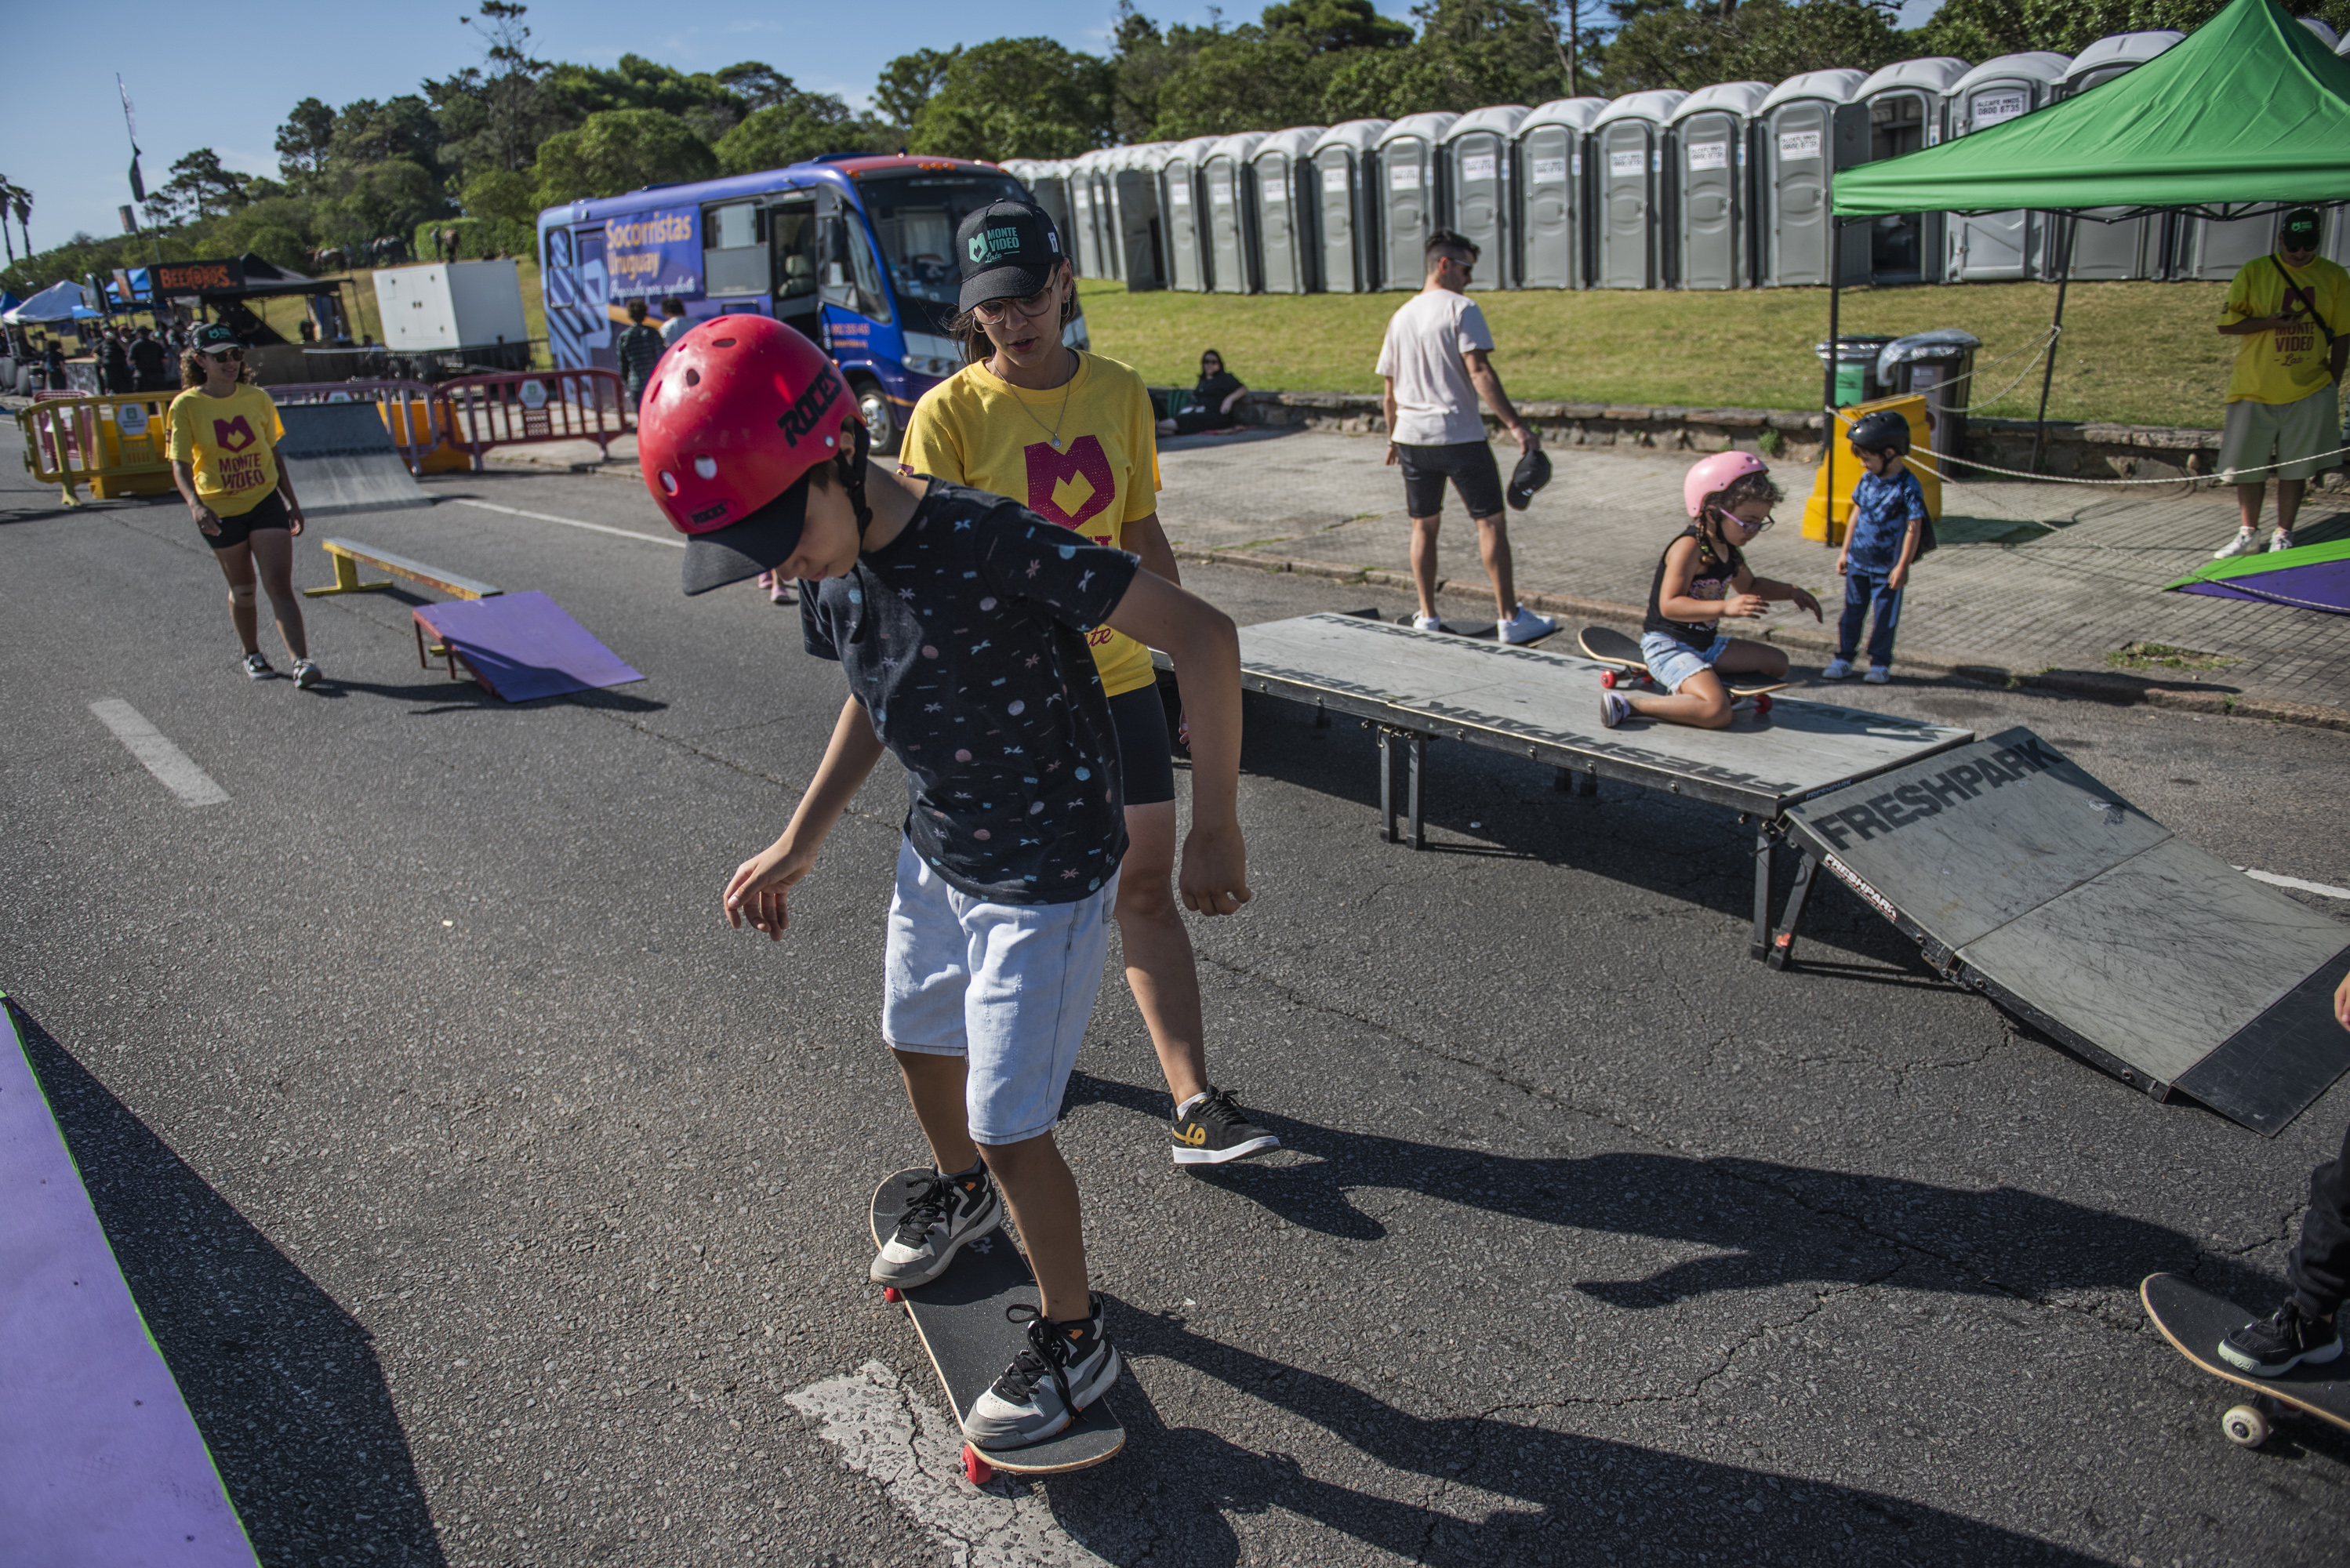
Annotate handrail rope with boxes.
[1826,410,2350,488]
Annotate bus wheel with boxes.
[853,376,902,458]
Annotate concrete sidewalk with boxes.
[1152,426,2350,724]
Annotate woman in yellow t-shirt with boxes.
[166,324,321,687]
[898,198,1276,1166]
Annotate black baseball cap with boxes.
[954,199,1064,312]
[2282,208,2323,249]
[192,322,241,354]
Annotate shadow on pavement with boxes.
[1033,1306,2102,1566]
[16,1007,447,1567]
[1064,1070,2279,1310]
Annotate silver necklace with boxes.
[996,348,1079,448]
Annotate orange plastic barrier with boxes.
[14,393,180,503]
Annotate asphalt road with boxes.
[4,432,2348,1567]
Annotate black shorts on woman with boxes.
[200,488,291,551]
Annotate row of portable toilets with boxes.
[1004,21,2350,296]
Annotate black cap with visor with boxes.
[2281,208,2323,251]
[953,199,1065,312]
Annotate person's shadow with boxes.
[14,1005,447,1566]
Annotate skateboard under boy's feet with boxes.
[2141,1272,2350,1450]
[870,1169,1124,1483]
[1578,626,1787,713]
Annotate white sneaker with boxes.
[1412,615,1443,632]
[1598,690,1633,728]
[1863,666,1891,684]
[1497,604,1558,645]
[2213,528,2259,559]
[2270,528,2295,553]
[1820,657,1854,680]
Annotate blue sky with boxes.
[6,0,1941,261]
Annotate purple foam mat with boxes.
[0,1000,258,1566]
[2177,557,2350,615]
[413,590,645,702]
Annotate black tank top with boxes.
[1644,524,1745,651]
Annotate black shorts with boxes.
[1396,440,1506,520]
[202,488,290,550]
[1107,684,1176,808]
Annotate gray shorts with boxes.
[881,839,1117,1146]
[1640,630,1728,693]
[2219,384,2342,484]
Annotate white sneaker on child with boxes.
[1820,658,1853,680]
[1413,615,1444,632]
[2271,528,2295,553]
[2213,528,2258,559]
[1863,666,1891,684]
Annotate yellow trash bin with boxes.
[1802,394,1942,546]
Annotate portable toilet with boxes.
[1516,98,1608,289]
[1941,53,2071,281]
[1440,106,1530,289]
[2058,33,2182,281]
[1062,151,1110,280]
[1106,145,1169,291]
[1004,161,1071,252]
[1755,71,1869,288]
[1667,83,1767,291]
[1157,137,1220,291]
[1251,128,1326,294]
[1310,120,1389,293]
[1591,91,1687,289]
[1203,132,1269,294]
[1850,58,1969,285]
[1375,113,1458,288]
[2174,17,2338,279]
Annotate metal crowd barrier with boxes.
[438,368,632,470]
[15,391,180,504]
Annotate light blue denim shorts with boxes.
[1640,630,1730,694]
[881,838,1117,1145]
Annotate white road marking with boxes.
[2235,866,2350,901]
[450,496,685,548]
[785,1362,1109,1567]
[89,700,228,807]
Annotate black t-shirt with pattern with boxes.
[801,479,1141,905]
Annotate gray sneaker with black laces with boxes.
[964,1296,1123,1450]
[868,1165,1002,1288]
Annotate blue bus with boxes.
[539,154,1087,453]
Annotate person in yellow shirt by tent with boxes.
[2212,208,2350,558]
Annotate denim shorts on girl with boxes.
[1640,630,1730,694]
[881,837,1118,1145]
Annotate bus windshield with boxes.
[855,171,1027,336]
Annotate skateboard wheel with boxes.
[2221,1404,2271,1448]
[1602,670,1623,688]
[881,1287,902,1305]
[964,1446,993,1484]
[1753,693,1773,715]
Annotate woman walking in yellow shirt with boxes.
[166,324,321,686]
[899,199,1276,1166]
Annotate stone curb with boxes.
[1169,543,2350,735]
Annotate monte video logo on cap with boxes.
[969,226,1026,265]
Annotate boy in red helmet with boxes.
[1600,451,1823,731]
[642,315,1251,1451]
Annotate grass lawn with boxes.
[249,256,552,366]
[1077,276,2237,430]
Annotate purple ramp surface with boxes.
[2177,557,2350,615]
[415,590,645,702]
[0,1000,258,1566]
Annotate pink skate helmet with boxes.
[1683,450,1770,519]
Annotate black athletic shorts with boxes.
[1395,439,1506,520]
[201,488,290,550]
[1107,684,1176,808]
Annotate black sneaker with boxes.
[869,1166,1002,1288]
[1170,1087,1278,1165]
[964,1295,1122,1450]
[2217,1301,2343,1377]
[242,652,276,681]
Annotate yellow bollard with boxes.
[1803,394,1941,546]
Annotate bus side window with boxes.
[772,202,819,301]
[705,201,767,296]
[822,216,892,324]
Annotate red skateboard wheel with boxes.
[1602,670,1623,688]
[964,1446,993,1483]
[1754,693,1773,714]
[881,1287,902,1304]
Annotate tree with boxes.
[461,1,553,173]
[532,109,717,207]
[461,168,539,226]
[330,95,443,171]
[1262,0,1414,53]
[1920,0,2349,58]
[716,96,874,175]
[1142,0,1415,137]
[877,48,962,131]
[1600,0,1903,95]
[543,53,746,143]
[716,62,798,113]
[275,98,337,180]
[908,38,1116,161]
[150,150,251,226]
[1323,0,1570,119]
[1109,5,1222,143]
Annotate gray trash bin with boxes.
[1877,330,1979,465]
[1814,334,1895,408]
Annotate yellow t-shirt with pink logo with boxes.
[901,353,1162,698]
[165,384,285,516]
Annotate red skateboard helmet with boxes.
[637,314,862,594]
[1682,450,1770,519]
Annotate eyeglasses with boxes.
[1724,510,1775,535]
[973,286,1058,325]
[201,347,244,362]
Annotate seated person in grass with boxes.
[1157,349,1248,436]
[1600,452,1822,731]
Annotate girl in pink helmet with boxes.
[1600,452,1822,731]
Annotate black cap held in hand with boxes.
[1507,446,1552,511]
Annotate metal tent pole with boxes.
[2030,215,2072,477]
[1823,233,1840,546]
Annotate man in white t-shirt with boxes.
[1376,229,1553,644]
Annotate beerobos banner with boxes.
[604,208,699,299]
[151,258,245,295]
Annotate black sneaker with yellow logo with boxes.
[1169,1086,1278,1165]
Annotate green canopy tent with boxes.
[1821,0,2350,491]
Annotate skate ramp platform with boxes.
[277,403,430,516]
[0,999,259,1564]
[1781,729,2350,1134]
[413,590,644,702]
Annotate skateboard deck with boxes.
[2141,1272,2350,1448]
[870,1170,1124,1482]
[1578,626,1786,706]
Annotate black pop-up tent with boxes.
[1822,0,2350,483]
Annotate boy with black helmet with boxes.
[641,314,1251,1451]
[1823,409,1927,686]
